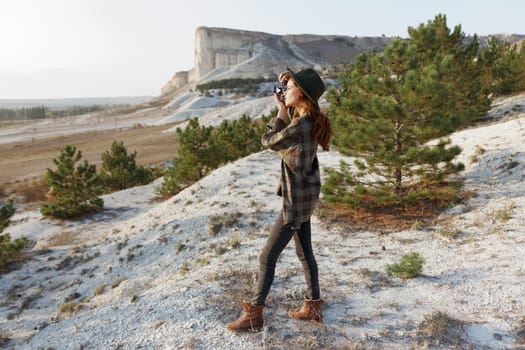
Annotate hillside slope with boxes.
[1,94,525,349]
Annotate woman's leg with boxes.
[293,220,320,300]
[251,212,295,306]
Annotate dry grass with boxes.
[416,311,466,347]
[59,301,83,318]
[495,203,515,222]
[315,200,439,233]
[48,231,80,247]
[8,176,48,203]
[111,276,128,289]
[0,122,181,192]
[315,183,474,234]
[515,317,525,345]
[94,284,105,296]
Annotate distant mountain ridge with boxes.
[161,27,525,97]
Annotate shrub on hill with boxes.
[41,145,104,219]
[100,140,153,192]
[0,200,28,272]
[0,233,27,272]
[386,252,424,279]
[0,199,15,232]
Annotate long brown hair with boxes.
[290,86,333,151]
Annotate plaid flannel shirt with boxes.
[262,116,321,230]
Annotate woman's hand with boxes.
[275,71,291,120]
[279,71,291,84]
[274,95,287,121]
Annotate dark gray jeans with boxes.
[251,212,320,306]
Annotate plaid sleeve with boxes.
[262,117,302,151]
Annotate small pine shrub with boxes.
[386,252,424,278]
[100,140,153,192]
[0,199,15,232]
[0,233,28,271]
[40,145,104,219]
[1,201,28,272]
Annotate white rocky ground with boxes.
[1,93,525,349]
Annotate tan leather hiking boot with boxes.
[226,302,264,331]
[288,295,323,322]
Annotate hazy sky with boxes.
[0,0,523,99]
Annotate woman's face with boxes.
[284,79,301,108]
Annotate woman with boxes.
[226,67,333,331]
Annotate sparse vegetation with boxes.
[495,204,515,222]
[469,145,486,164]
[506,160,519,170]
[195,256,209,266]
[208,212,243,236]
[355,267,373,278]
[386,252,424,278]
[515,317,525,344]
[94,284,105,296]
[10,177,49,203]
[0,330,11,347]
[59,301,83,317]
[229,235,241,249]
[438,227,461,239]
[111,276,128,289]
[179,261,190,275]
[416,311,465,347]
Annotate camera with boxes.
[273,81,287,101]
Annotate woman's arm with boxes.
[262,118,301,151]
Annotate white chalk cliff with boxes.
[161,27,391,95]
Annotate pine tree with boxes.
[100,140,153,192]
[157,114,270,196]
[324,14,490,209]
[41,145,104,218]
[0,233,27,271]
[479,36,525,95]
[213,115,265,162]
[157,118,220,196]
[0,199,15,232]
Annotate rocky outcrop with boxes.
[161,27,391,95]
[161,71,189,95]
[161,27,525,96]
[191,27,276,80]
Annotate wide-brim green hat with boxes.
[287,67,325,110]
